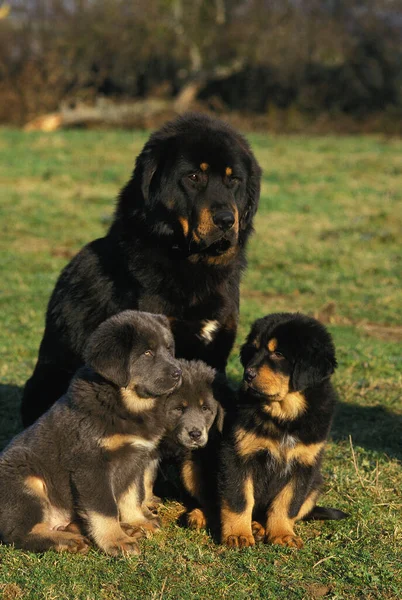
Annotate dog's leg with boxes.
[73,471,143,555]
[119,480,160,536]
[23,524,90,554]
[221,474,255,548]
[143,458,161,513]
[264,479,304,549]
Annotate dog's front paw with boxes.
[223,533,255,549]
[267,533,303,549]
[251,521,265,543]
[103,536,141,556]
[186,508,207,531]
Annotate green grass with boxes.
[0,128,401,600]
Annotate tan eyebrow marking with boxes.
[200,162,209,172]
[268,338,278,352]
[225,167,232,176]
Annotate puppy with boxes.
[0,311,182,555]
[156,360,224,529]
[219,313,347,549]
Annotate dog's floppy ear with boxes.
[291,348,337,392]
[136,142,159,202]
[239,152,261,237]
[215,403,225,433]
[84,322,133,388]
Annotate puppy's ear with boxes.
[215,403,225,433]
[239,152,261,236]
[291,349,337,391]
[84,325,132,388]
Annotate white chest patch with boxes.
[199,320,220,343]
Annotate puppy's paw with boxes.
[103,537,141,556]
[186,508,207,531]
[145,495,162,513]
[121,517,160,538]
[55,533,91,555]
[224,534,255,549]
[251,521,265,543]
[267,534,304,549]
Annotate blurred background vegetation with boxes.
[1,0,402,133]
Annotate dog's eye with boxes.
[271,351,284,360]
[175,406,185,413]
[188,173,199,183]
[201,405,210,412]
[144,350,154,357]
[229,175,241,185]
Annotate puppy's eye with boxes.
[271,351,284,360]
[201,405,210,412]
[144,350,154,357]
[188,173,199,183]
[229,175,241,185]
[175,406,185,413]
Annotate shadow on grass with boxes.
[332,402,402,462]
[0,384,400,462]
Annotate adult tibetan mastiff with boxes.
[21,113,261,426]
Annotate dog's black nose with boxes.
[171,368,182,381]
[188,428,202,440]
[213,210,235,231]
[244,368,257,383]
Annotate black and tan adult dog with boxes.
[21,113,261,426]
[219,313,347,549]
[0,311,182,555]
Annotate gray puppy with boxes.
[157,359,225,529]
[0,310,182,555]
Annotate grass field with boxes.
[0,127,401,600]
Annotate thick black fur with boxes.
[21,113,261,426]
[0,311,182,555]
[219,313,348,549]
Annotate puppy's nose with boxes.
[188,428,202,441]
[213,210,235,231]
[171,368,182,381]
[244,368,257,383]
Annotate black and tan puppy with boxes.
[21,113,261,426]
[219,313,347,549]
[0,310,182,555]
[159,360,224,529]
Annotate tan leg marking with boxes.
[296,490,320,521]
[186,508,207,531]
[178,216,189,237]
[86,511,141,556]
[119,482,160,537]
[221,476,255,548]
[181,459,201,500]
[143,458,161,512]
[265,480,303,549]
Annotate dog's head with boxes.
[240,313,337,404]
[84,310,182,399]
[164,359,224,449]
[116,113,261,264]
